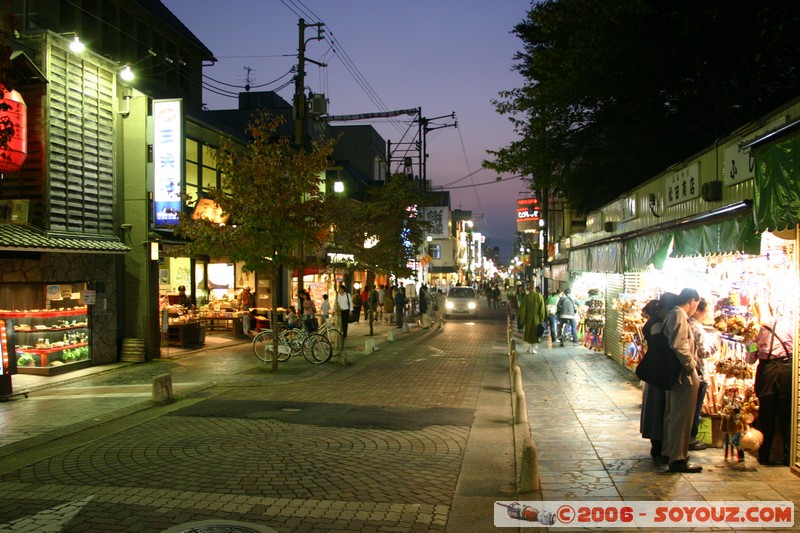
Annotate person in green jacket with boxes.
[519,286,546,353]
[545,290,562,343]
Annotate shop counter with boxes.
[166,321,205,348]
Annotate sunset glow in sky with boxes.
[162,0,532,262]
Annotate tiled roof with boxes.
[0,224,130,254]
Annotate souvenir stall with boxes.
[611,231,796,451]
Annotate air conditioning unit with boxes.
[701,181,723,202]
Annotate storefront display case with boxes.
[0,307,90,376]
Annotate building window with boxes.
[428,244,441,260]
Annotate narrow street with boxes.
[0,306,514,532]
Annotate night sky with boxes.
[162,0,532,263]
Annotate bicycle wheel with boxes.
[253,330,291,362]
[281,328,304,357]
[323,327,344,355]
[302,333,332,364]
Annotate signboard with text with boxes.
[153,99,184,227]
[664,162,700,207]
[516,197,540,232]
[421,207,449,239]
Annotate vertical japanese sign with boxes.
[153,99,184,227]
[664,161,700,207]
[421,206,449,238]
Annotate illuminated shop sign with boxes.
[153,99,184,227]
[0,322,7,375]
[192,198,229,225]
[517,197,540,232]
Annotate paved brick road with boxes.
[0,313,510,532]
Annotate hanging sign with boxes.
[153,99,184,227]
[0,85,28,174]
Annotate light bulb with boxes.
[69,35,85,53]
[120,65,134,81]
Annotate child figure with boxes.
[285,306,299,328]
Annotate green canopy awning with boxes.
[753,132,800,231]
[671,216,761,257]
[625,233,672,271]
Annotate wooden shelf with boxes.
[16,342,88,355]
[14,324,86,334]
[0,307,87,319]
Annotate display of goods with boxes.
[714,356,755,379]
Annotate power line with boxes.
[442,174,524,190]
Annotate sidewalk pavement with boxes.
[513,329,800,527]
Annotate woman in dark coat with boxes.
[639,293,678,461]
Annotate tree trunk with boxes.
[270,272,280,373]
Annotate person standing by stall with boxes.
[662,287,702,473]
[748,302,794,466]
[238,285,253,335]
[688,298,714,451]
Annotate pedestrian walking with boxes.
[557,288,579,345]
[394,286,406,328]
[385,285,395,324]
[352,289,362,322]
[239,285,253,335]
[435,289,446,329]
[336,284,353,339]
[377,285,386,320]
[518,286,546,353]
[418,285,430,328]
[545,289,561,343]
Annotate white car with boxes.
[445,287,478,319]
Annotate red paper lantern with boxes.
[0,85,28,174]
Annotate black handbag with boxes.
[635,326,682,390]
[536,323,545,337]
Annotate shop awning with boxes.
[0,224,130,254]
[625,233,672,271]
[670,216,761,257]
[568,248,590,272]
[569,243,622,273]
[752,131,800,232]
[429,266,456,273]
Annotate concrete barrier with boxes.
[514,388,529,424]
[338,350,347,366]
[513,366,523,394]
[364,338,376,353]
[387,329,396,341]
[152,373,173,404]
[518,435,541,493]
[507,321,541,495]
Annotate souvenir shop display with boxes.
[582,289,606,352]
[613,294,650,368]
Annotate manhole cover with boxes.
[161,520,276,533]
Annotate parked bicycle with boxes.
[252,324,332,364]
[316,319,344,355]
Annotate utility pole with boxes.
[293,18,326,300]
[419,112,456,188]
[294,18,326,146]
